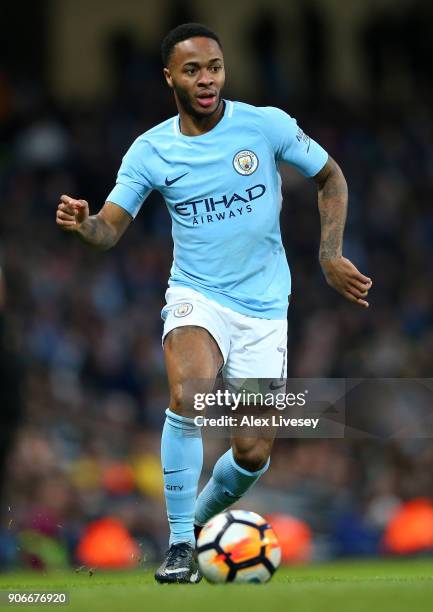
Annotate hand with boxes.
[56,195,89,232]
[320,256,373,308]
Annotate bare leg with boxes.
[164,325,223,416]
[231,434,275,472]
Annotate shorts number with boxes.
[277,347,286,380]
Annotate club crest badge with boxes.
[173,303,193,318]
[233,150,259,175]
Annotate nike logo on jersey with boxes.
[163,467,189,475]
[165,172,189,186]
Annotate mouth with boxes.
[196,92,218,108]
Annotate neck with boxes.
[177,99,225,136]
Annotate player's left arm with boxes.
[312,156,373,308]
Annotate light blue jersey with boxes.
[107,100,328,319]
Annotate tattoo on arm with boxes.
[314,158,348,262]
[77,215,118,250]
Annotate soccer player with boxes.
[56,23,372,583]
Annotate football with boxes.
[196,510,281,583]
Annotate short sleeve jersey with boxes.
[107,100,328,319]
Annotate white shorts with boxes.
[161,286,287,380]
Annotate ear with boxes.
[163,67,174,89]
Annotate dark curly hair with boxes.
[161,23,222,67]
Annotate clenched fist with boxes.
[56,195,89,232]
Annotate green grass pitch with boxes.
[1,559,433,612]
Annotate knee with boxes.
[232,440,271,473]
[169,383,194,417]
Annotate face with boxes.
[164,37,225,118]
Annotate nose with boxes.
[197,68,213,86]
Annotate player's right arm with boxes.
[57,135,154,248]
[56,196,132,250]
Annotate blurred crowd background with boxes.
[1,0,433,570]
